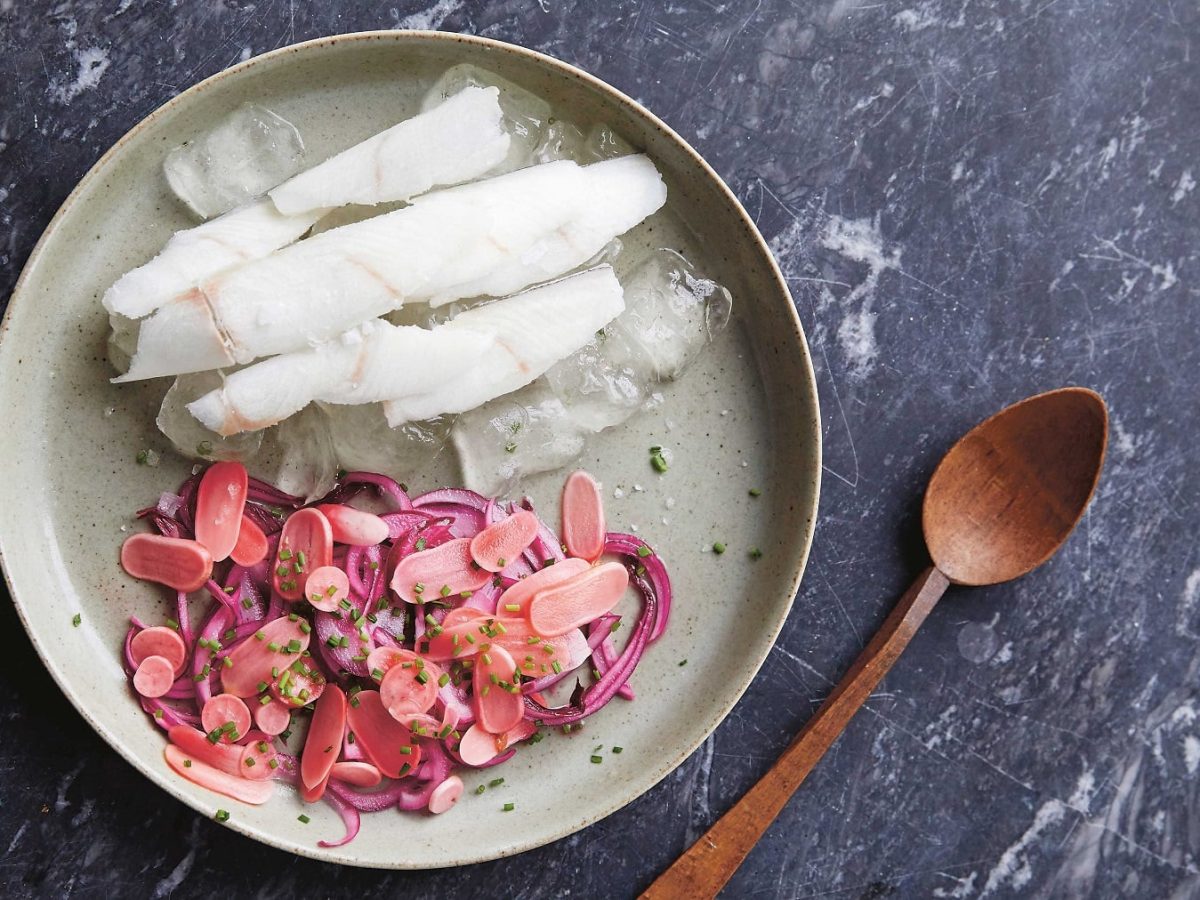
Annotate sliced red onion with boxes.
[437,680,475,730]
[591,624,634,701]
[191,605,233,707]
[380,509,436,541]
[606,532,672,642]
[242,501,286,536]
[319,471,412,511]
[521,618,615,695]
[518,497,566,567]
[175,591,195,648]
[412,488,488,537]
[317,786,361,848]
[246,476,302,509]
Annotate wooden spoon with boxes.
[641,387,1108,899]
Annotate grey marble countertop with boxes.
[2,1,1198,897]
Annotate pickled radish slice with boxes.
[273,507,333,601]
[561,470,606,562]
[473,645,523,733]
[230,515,269,566]
[442,607,489,629]
[469,509,539,573]
[495,557,589,616]
[420,618,491,662]
[304,566,349,613]
[392,712,441,736]
[165,744,275,805]
[380,655,441,718]
[457,723,500,766]
[331,761,382,788]
[195,461,248,562]
[301,686,346,791]
[528,562,629,637]
[121,534,213,592]
[491,618,589,677]
[364,645,420,680]
[345,690,422,779]
[167,725,245,776]
[316,504,389,546]
[428,775,464,814]
[302,769,331,803]
[220,616,311,697]
[254,699,291,736]
[130,626,188,677]
[390,537,491,603]
[133,655,175,698]
[271,659,326,708]
[201,694,251,743]
[238,731,277,781]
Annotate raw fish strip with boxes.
[103,199,323,319]
[120,157,665,380]
[384,265,625,425]
[186,319,494,435]
[268,86,509,215]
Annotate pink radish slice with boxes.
[230,515,269,567]
[428,775,464,814]
[473,645,523,733]
[438,704,461,735]
[442,607,489,628]
[254,699,291,736]
[495,558,589,616]
[390,538,491,604]
[331,761,381,788]
[469,509,539,573]
[304,566,350,613]
[301,770,330,803]
[165,744,275,805]
[457,723,501,766]
[270,659,326,708]
[391,712,441,736]
[273,508,333,601]
[345,690,422,779]
[364,645,419,680]
[380,656,442,718]
[507,719,537,744]
[220,617,311,697]
[420,618,491,662]
[130,626,188,677]
[167,725,245,776]
[492,619,589,677]
[121,534,213,592]
[528,562,629,637]
[195,462,249,562]
[201,694,252,743]
[301,686,346,791]
[239,733,277,781]
[561,470,606,562]
[316,504,389,546]
[133,655,175,698]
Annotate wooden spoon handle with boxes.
[640,566,950,900]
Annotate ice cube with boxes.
[544,332,645,432]
[163,104,306,219]
[156,372,264,462]
[584,123,634,161]
[258,406,338,502]
[319,402,451,479]
[422,65,550,174]
[108,313,139,374]
[533,120,587,163]
[452,380,587,497]
[606,248,733,380]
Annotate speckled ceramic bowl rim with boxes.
[1,30,821,868]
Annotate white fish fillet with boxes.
[102,199,323,319]
[383,265,625,426]
[186,319,495,435]
[120,156,666,381]
[268,86,510,216]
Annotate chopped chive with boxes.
[440,584,451,597]
[590,755,603,764]
[298,814,310,824]
[399,763,412,776]
[71,613,81,628]
[552,661,562,674]
[241,598,253,610]
[279,549,293,560]
[475,784,486,795]
[154,709,164,720]
[415,670,429,685]
[371,668,385,681]
[183,759,192,767]
[215,809,230,822]
[415,538,427,552]
[166,618,180,631]
[414,582,425,594]
[256,681,269,693]
[267,642,280,652]
[223,656,233,669]
[286,639,301,653]
[489,777,505,787]
[482,652,493,666]
[527,636,540,644]
[460,590,473,599]
[530,731,545,744]
[749,487,762,497]
[288,613,299,622]
[678,659,688,667]
[280,580,295,591]
[268,758,279,770]
[749,547,763,560]
[296,551,306,567]
[299,620,311,634]
[255,630,266,641]
[504,603,520,613]
[502,802,515,812]
[612,746,623,754]
[257,741,269,753]
[425,613,437,627]
[650,454,668,473]
[244,757,256,767]
[712,542,726,554]
[276,565,290,577]
[637,545,652,558]
[497,558,506,568]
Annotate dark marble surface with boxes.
[2,1,1198,897]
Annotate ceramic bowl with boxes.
[0,31,820,867]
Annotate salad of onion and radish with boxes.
[120,462,670,845]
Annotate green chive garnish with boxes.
[612,746,623,754]
[71,613,81,628]
[590,755,603,764]
[215,809,230,822]
[637,545,652,558]
[298,814,310,824]
[502,802,514,812]
[749,487,762,497]
[712,542,726,554]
